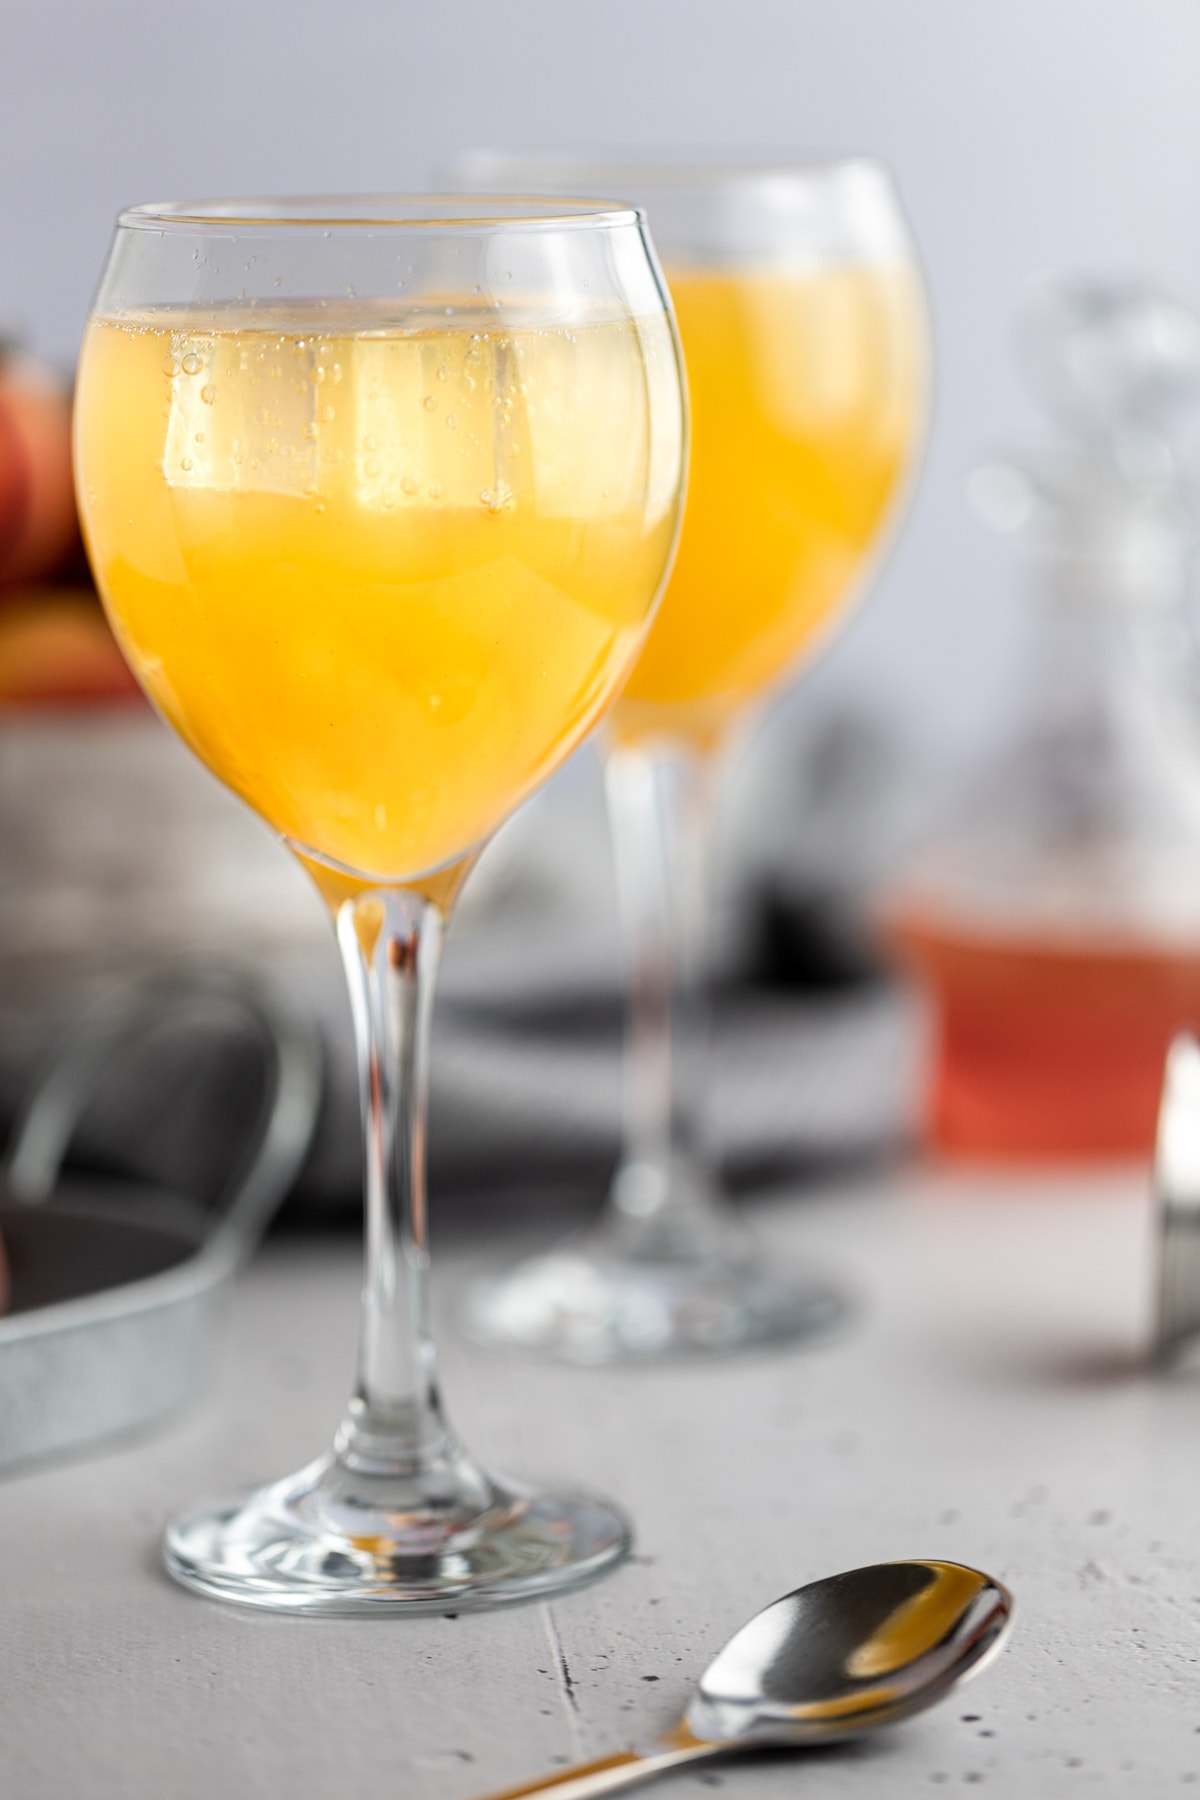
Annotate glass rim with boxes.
[114,193,645,234]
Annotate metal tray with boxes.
[0,969,321,1472]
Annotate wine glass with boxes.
[72,195,686,1611]
[449,156,929,1362]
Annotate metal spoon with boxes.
[474,1559,1013,1800]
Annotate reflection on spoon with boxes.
[471,1559,1013,1800]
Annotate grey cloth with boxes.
[0,939,917,1224]
[321,963,915,1205]
[0,704,922,1223]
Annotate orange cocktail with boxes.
[615,263,923,746]
[77,302,680,880]
[73,196,687,1610]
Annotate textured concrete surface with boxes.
[0,1166,1192,1797]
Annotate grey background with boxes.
[5,0,1199,774]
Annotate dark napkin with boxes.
[0,907,917,1231]
[0,704,923,1226]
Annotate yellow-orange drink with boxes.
[613,265,924,747]
[76,304,681,879]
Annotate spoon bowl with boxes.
[688,1559,1010,1747]
[475,1559,1013,1800]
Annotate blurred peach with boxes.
[0,350,80,592]
[0,588,141,705]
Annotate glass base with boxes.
[463,1236,845,1364]
[163,1454,631,1615]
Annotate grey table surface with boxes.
[1,1164,1195,1799]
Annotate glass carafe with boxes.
[885,281,1200,1159]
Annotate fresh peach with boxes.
[0,588,142,705]
[0,352,80,591]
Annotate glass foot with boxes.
[163,1454,631,1615]
[463,1237,845,1364]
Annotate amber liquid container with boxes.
[890,919,1200,1159]
[884,281,1200,1162]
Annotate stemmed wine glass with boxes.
[450,156,929,1362]
[73,195,686,1611]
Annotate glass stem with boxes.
[604,742,733,1262]
[331,886,463,1488]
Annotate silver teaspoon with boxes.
[473,1559,1013,1800]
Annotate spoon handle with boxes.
[470,1739,718,1800]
